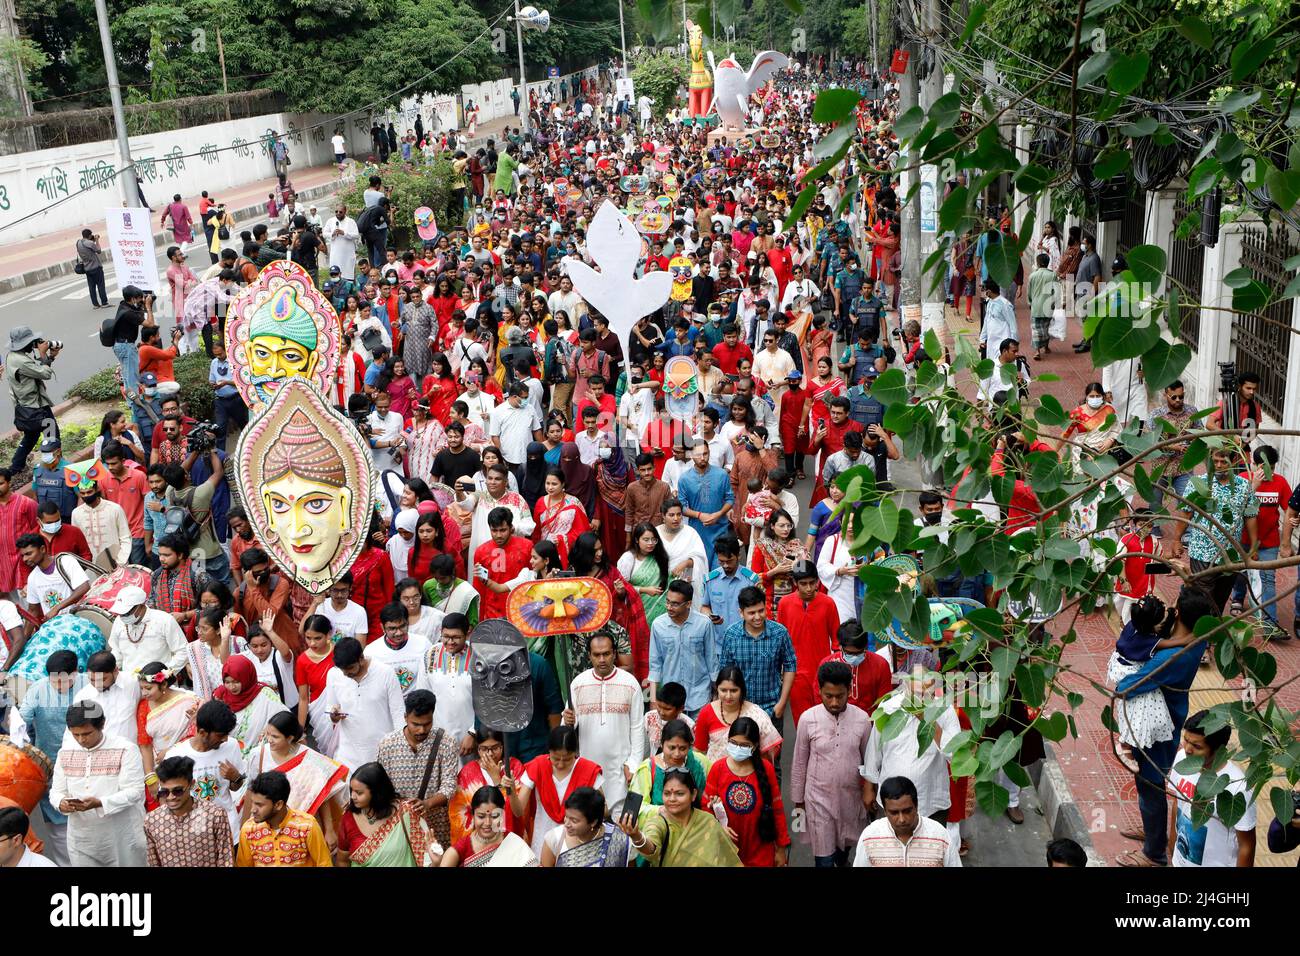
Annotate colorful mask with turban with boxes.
[669,255,693,302]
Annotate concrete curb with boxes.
[0,177,348,297]
[1035,742,1106,866]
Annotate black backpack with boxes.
[98,317,117,347]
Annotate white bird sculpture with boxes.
[565,200,673,350]
[709,49,790,131]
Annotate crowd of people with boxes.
[0,56,1289,872]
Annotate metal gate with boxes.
[1234,222,1298,419]
[1168,194,1204,351]
[1117,189,1147,257]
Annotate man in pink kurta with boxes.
[0,471,37,596]
[791,660,872,867]
[161,196,194,244]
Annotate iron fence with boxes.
[1234,222,1298,419]
[1168,193,1204,351]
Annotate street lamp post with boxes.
[514,0,529,134]
[92,0,139,207]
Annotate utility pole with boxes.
[92,0,139,207]
[918,0,945,339]
[514,0,529,134]
[897,0,922,332]
[617,0,627,75]
[216,25,231,121]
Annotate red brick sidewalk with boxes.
[939,294,1300,866]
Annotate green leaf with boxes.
[1271,786,1295,828]
[1126,244,1166,285]
[1036,712,1069,743]
[1142,338,1192,391]
[1181,437,1207,473]
[1078,50,1114,87]
[983,240,1020,288]
[1175,14,1213,50]
[893,105,926,142]
[1230,37,1276,83]
[960,2,987,43]
[1095,313,1161,362]
[813,120,856,161]
[812,89,863,124]
[861,497,900,543]
[1266,168,1300,211]
[1219,89,1262,114]
[786,184,817,228]
[1233,280,1270,313]
[987,731,1020,770]
[1120,116,1159,137]
[975,779,1010,818]
[1084,0,1124,14]
[1107,52,1149,95]
[950,746,979,778]
[1034,394,1068,427]
[1094,149,1131,180]
[779,0,803,12]
[872,368,908,406]
[1013,163,1054,194]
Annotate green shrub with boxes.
[67,365,122,403]
[340,153,461,250]
[631,52,687,119]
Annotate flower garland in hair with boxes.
[135,666,173,685]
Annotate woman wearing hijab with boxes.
[386,508,420,580]
[558,441,597,514]
[517,441,549,512]
[593,444,630,563]
[213,654,289,756]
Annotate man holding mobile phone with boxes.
[701,535,761,642]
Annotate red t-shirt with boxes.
[712,341,754,375]
[820,650,894,715]
[703,759,790,867]
[1242,473,1291,549]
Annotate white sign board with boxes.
[105,207,161,295]
[616,77,635,103]
[920,163,938,234]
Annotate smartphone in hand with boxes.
[620,790,644,825]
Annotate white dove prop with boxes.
[711,50,790,131]
[565,200,673,350]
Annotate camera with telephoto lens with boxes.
[188,421,219,453]
[346,394,373,438]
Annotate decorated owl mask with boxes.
[469,620,533,733]
[669,256,694,301]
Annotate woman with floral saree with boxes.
[243,711,347,849]
[440,786,539,867]
[336,762,437,867]
[1059,381,1121,465]
[136,662,198,810]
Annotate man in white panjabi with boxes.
[816,528,862,625]
[49,701,147,867]
[563,633,644,817]
[325,204,361,280]
[753,328,796,408]
[860,674,962,822]
[458,467,534,579]
[324,636,405,775]
[66,651,140,745]
[106,585,188,676]
[1102,357,1149,428]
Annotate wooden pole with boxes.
[216,24,231,122]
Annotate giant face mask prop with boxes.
[236,378,373,594]
[506,576,612,638]
[470,619,534,732]
[226,261,341,412]
[669,256,694,302]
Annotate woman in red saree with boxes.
[569,530,651,684]
[532,469,590,567]
[352,516,397,643]
[806,355,846,438]
[421,352,459,423]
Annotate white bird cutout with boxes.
[565,200,673,350]
[711,50,790,131]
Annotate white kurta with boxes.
[569,668,644,815]
[816,532,859,625]
[422,643,475,737]
[325,664,406,775]
[49,733,147,867]
[326,216,361,279]
[861,690,961,819]
[1102,358,1149,427]
[66,680,140,746]
[108,608,189,676]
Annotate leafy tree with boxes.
[631,49,686,118]
[0,36,50,117]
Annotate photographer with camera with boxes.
[75,228,109,309]
[5,326,61,474]
[107,285,155,400]
[160,441,231,589]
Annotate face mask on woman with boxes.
[1086,395,1104,410]
[726,743,754,762]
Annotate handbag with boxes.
[74,261,86,275]
[218,224,230,240]
[416,729,450,844]
[13,404,51,434]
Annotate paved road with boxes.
[0,203,332,428]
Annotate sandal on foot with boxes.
[1120,826,1144,842]
[1116,849,1165,867]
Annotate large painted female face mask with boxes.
[236,378,373,594]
